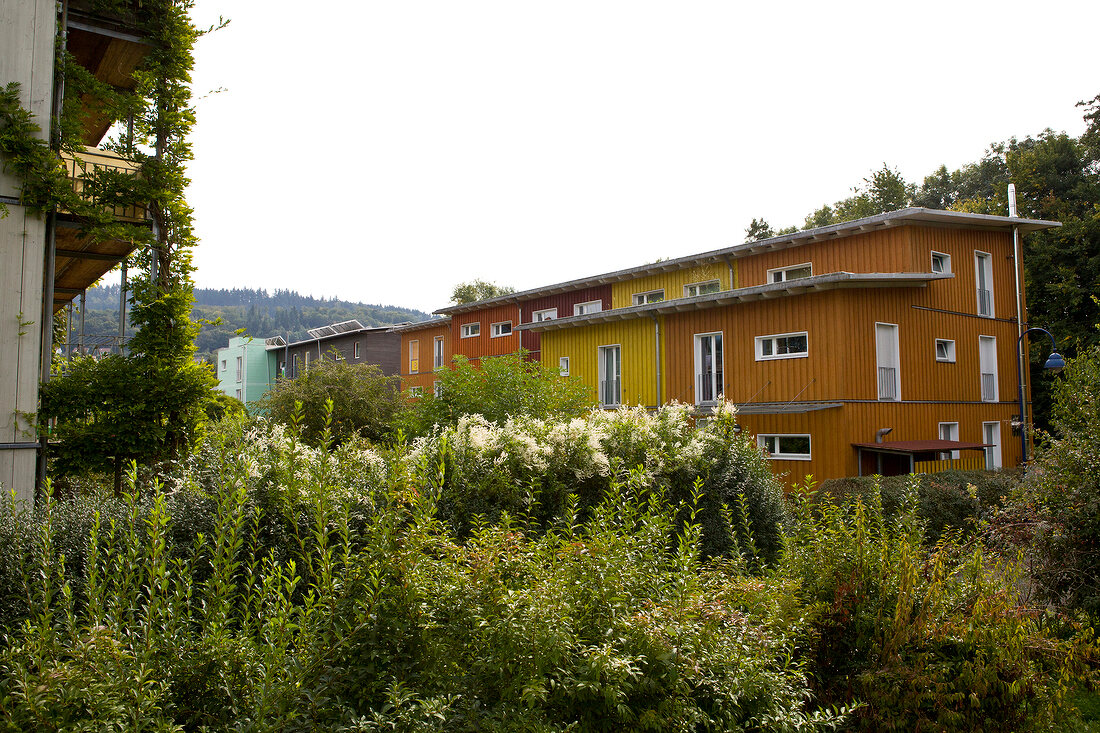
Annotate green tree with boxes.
[400,350,594,435]
[257,358,402,446]
[744,217,775,242]
[450,279,516,305]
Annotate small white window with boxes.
[931,251,951,274]
[559,356,570,376]
[632,289,665,305]
[755,332,808,360]
[409,386,423,398]
[235,389,242,401]
[938,422,960,460]
[491,321,513,338]
[236,356,243,382]
[768,263,812,283]
[684,280,720,298]
[533,308,557,322]
[574,300,602,316]
[461,322,480,338]
[220,359,227,371]
[935,339,956,363]
[353,341,361,359]
[758,434,811,460]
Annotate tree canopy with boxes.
[450,279,516,305]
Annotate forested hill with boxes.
[76,286,433,362]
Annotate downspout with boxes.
[723,255,735,290]
[1008,184,1028,465]
[118,260,127,353]
[78,290,85,355]
[649,313,662,407]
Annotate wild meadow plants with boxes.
[0,404,1093,730]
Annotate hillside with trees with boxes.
[66,286,432,362]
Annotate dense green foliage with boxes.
[0,412,1091,730]
[256,358,403,447]
[400,351,595,436]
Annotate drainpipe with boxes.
[1008,184,1028,465]
[78,290,85,355]
[649,313,662,406]
[118,260,127,353]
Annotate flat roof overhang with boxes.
[389,318,450,334]
[434,207,1060,317]
[517,271,952,333]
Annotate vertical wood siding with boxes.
[734,227,916,287]
[399,323,450,393]
[519,286,612,357]
[541,318,662,407]
[611,263,731,309]
[451,303,522,361]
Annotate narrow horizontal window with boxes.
[632,290,664,305]
[574,300,602,316]
[758,434,811,460]
[461,322,480,338]
[755,331,808,360]
[491,321,513,338]
[931,251,951,274]
[533,308,557,322]
[684,280,720,298]
[768,263,812,283]
[409,386,423,397]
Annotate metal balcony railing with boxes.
[600,379,621,407]
[61,148,147,222]
[981,372,996,401]
[877,366,897,401]
[976,288,993,317]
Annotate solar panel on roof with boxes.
[307,320,363,339]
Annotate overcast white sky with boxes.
[183,0,1099,314]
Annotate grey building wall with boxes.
[282,329,400,380]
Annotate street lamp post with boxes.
[1016,327,1065,464]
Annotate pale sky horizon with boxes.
[179,0,1098,314]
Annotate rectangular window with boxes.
[294,355,301,373]
[975,251,994,317]
[983,421,1002,469]
[409,339,420,373]
[684,280,720,298]
[461,322,480,338]
[353,341,361,359]
[304,351,312,367]
[755,331,808,360]
[220,359,227,371]
[979,335,998,402]
[876,322,900,401]
[235,389,242,401]
[768,263,812,283]
[279,360,286,376]
[574,300,602,316]
[935,338,956,363]
[758,434,811,460]
[694,332,724,405]
[931,251,951,274]
[632,289,664,305]
[533,308,557,322]
[938,422,960,460]
[434,381,442,398]
[491,321,513,338]
[409,386,423,398]
[434,336,445,369]
[236,356,243,382]
[559,356,570,377]
[333,348,344,361]
[598,345,621,407]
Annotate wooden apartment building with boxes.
[396,208,1059,482]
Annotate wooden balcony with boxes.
[52,147,148,313]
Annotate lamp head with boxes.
[1044,351,1066,372]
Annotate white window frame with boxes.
[758,434,812,461]
[694,332,724,406]
[236,356,243,382]
[983,421,1002,469]
[768,263,812,283]
[533,308,557,322]
[935,338,956,363]
[598,344,622,407]
[235,389,242,401]
[979,335,998,402]
[574,300,602,316]
[632,289,665,305]
[434,381,442,398]
[684,280,720,298]
[460,322,480,338]
[559,356,570,377]
[975,250,994,317]
[491,321,513,338]
[875,322,901,401]
[304,351,311,367]
[353,341,361,359]
[755,331,808,361]
[433,336,445,369]
[409,339,419,374]
[220,359,227,372]
[409,386,423,398]
[938,422,960,460]
[931,251,951,274]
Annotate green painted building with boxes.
[214,336,285,406]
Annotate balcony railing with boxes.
[877,366,897,401]
[599,379,621,407]
[696,371,723,405]
[976,288,993,317]
[61,147,147,222]
[981,372,996,401]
